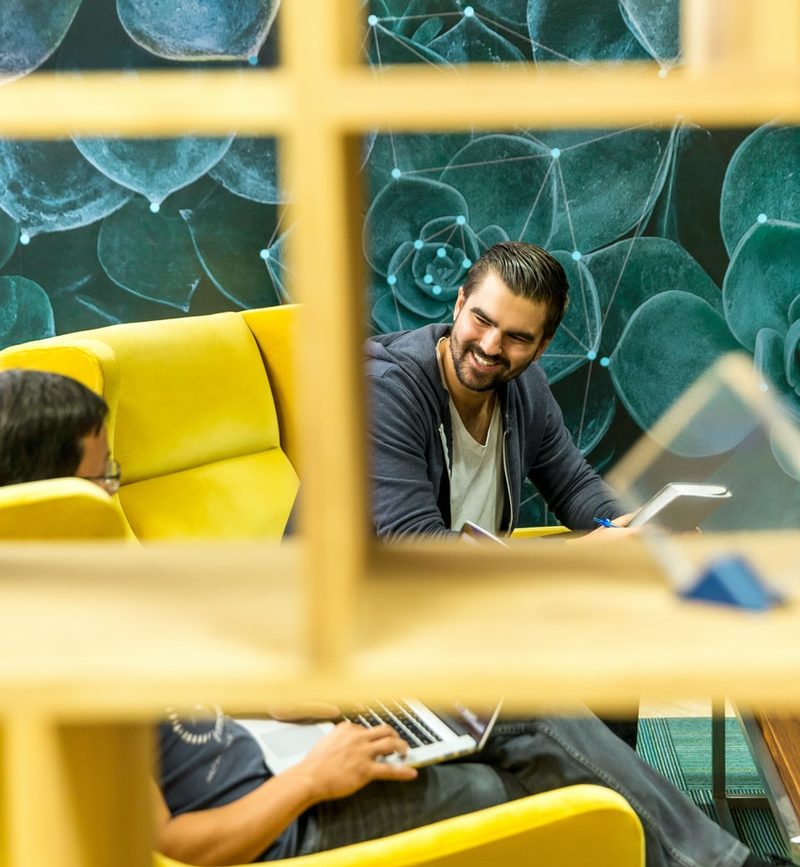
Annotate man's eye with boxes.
[474,314,490,326]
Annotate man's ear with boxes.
[453,286,466,321]
[533,336,552,362]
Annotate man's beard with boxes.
[449,331,519,393]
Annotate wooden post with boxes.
[281,0,368,672]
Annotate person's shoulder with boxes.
[366,324,446,380]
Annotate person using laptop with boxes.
[152,701,789,867]
[0,371,788,867]
[367,240,626,540]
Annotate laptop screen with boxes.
[436,701,503,748]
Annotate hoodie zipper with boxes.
[502,427,513,534]
[438,423,452,478]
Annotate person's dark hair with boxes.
[0,369,108,487]
[462,241,569,339]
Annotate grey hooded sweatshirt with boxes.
[366,323,622,539]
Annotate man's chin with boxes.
[455,365,502,393]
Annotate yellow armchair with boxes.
[154,784,642,867]
[0,307,300,541]
[0,477,128,540]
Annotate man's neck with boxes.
[438,337,496,437]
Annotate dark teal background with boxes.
[0,1,798,525]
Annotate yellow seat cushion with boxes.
[120,450,298,540]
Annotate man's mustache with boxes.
[465,344,509,369]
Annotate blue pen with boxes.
[593,516,621,529]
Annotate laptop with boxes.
[236,698,503,774]
[459,520,508,546]
[237,524,507,775]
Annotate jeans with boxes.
[294,712,750,867]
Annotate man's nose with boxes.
[479,329,503,357]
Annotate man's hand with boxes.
[571,513,641,542]
[295,722,418,801]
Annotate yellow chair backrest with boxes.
[0,478,128,540]
[0,308,300,541]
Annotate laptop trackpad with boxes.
[267,724,328,757]
[235,718,334,774]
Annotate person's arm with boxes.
[153,722,417,867]
[369,373,456,540]
[527,385,623,530]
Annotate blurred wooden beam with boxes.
[0,62,797,140]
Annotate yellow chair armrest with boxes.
[154,784,642,867]
[0,478,129,540]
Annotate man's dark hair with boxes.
[462,241,569,339]
[0,369,108,487]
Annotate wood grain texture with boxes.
[757,714,800,817]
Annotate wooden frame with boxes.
[0,1,800,864]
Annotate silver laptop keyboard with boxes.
[342,699,444,747]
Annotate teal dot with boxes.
[19,232,30,246]
[391,167,401,179]
[456,215,466,225]
[599,356,610,368]
[413,239,424,250]
[423,274,434,284]
[367,14,378,26]
[259,248,270,261]
[437,247,447,258]
[571,250,582,261]
[387,275,397,286]
[149,201,160,214]
[464,5,475,16]
[757,213,768,224]
[586,350,597,361]
[550,148,561,159]
[432,285,442,295]
[247,55,258,66]
[760,382,769,392]
[462,258,472,269]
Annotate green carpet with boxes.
[637,717,786,858]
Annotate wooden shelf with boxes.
[1,0,799,864]
[1,532,799,716]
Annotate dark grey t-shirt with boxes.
[158,707,299,861]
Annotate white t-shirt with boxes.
[437,340,505,533]
[448,397,504,533]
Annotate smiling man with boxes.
[367,240,623,540]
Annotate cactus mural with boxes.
[0,0,797,523]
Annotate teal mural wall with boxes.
[0,0,798,524]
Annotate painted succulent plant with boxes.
[0,0,796,525]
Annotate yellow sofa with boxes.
[154,784,643,867]
[0,306,300,541]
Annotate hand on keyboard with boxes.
[378,751,407,766]
[297,721,418,802]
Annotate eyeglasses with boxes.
[81,458,121,495]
